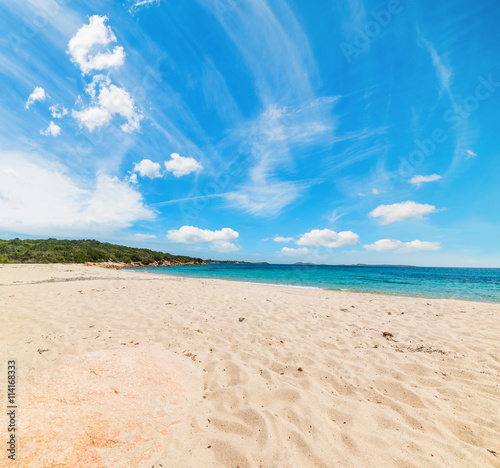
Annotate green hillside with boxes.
[0,238,203,265]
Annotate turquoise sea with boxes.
[136,264,500,303]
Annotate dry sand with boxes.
[0,264,499,467]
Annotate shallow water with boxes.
[136,264,500,303]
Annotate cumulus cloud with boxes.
[296,228,359,248]
[409,174,442,188]
[133,159,162,179]
[49,105,68,119]
[273,236,293,243]
[73,75,142,133]
[364,239,441,253]
[68,15,125,74]
[280,247,310,256]
[465,149,477,159]
[369,201,438,225]
[25,86,47,109]
[167,225,239,252]
[0,152,154,236]
[40,121,61,137]
[164,153,202,177]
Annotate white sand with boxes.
[0,264,499,467]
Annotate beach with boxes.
[1,264,499,467]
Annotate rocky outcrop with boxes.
[86,259,206,270]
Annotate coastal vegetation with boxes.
[0,238,204,265]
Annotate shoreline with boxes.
[132,265,500,305]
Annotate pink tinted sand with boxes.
[19,347,184,466]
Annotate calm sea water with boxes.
[136,264,500,303]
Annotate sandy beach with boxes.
[1,263,499,467]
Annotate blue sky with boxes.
[0,0,499,266]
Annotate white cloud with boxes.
[133,159,162,179]
[134,233,157,239]
[418,35,453,100]
[280,247,310,256]
[465,149,477,159]
[73,75,142,133]
[129,0,160,13]
[164,153,202,177]
[226,99,335,217]
[369,201,438,225]
[25,86,47,109]
[326,207,348,224]
[40,121,61,137]
[0,152,154,236]
[128,173,138,184]
[226,181,309,217]
[364,239,441,253]
[49,105,68,119]
[409,174,442,188]
[372,188,380,195]
[296,228,359,248]
[214,241,240,253]
[273,236,293,243]
[167,225,239,252]
[68,15,125,74]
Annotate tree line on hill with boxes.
[0,238,204,265]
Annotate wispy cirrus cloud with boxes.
[409,174,442,188]
[226,180,316,217]
[128,0,161,14]
[417,33,454,102]
[198,0,317,103]
[224,99,336,216]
